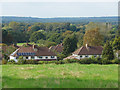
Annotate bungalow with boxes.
[10,43,57,62]
[64,44,103,60]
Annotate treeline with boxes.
[2,21,85,45]
[2,21,119,49]
[1,16,118,24]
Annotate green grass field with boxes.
[17,42,38,46]
[17,43,39,46]
[2,64,118,88]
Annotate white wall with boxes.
[10,56,18,62]
[10,55,57,62]
[72,54,102,59]
[23,56,57,60]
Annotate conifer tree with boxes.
[102,41,114,60]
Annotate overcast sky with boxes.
[1,1,118,18]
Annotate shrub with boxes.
[38,61,45,64]
[62,59,69,64]
[25,60,38,64]
[38,60,57,64]
[111,58,120,64]
[101,58,112,64]
[96,58,102,64]
[17,56,25,64]
[78,58,92,64]
[57,53,66,60]
[7,59,16,64]
[17,59,25,64]
[67,59,78,63]
[2,59,7,64]
[55,60,64,64]
[0,60,2,65]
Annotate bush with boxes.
[63,59,78,63]
[57,53,66,60]
[55,60,64,64]
[0,60,2,65]
[111,58,120,64]
[101,58,112,64]
[78,58,92,64]
[17,56,25,64]
[2,59,7,64]
[96,58,102,64]
[38,61,45,64]
[25,60,38,64]
[17,59,25,64]
[7,59,16,64]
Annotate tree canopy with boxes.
[83,28,103,46]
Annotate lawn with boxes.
[17,43,39,46]
[2,64,118,88]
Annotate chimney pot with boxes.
[86,44,88,48]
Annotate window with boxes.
[26,57,28,59]
[39,56,43,59]
[85,55,88,57]
[99,55,101,58]
[94,55,97,57]
[19,53,21,56]
[28,53,31,55]
[24,53,27,55]
[31,56,34,59]
[51,56,54,58]
[80,55,82,58]
[45,56,48,59]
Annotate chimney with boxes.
[86,44,88,48]
[13,43,17,47]
[86,44,90,50]
[33,45,38,51]
[26,42,28,45]
[33,45,35,49]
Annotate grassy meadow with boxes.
[17,43,33,46]
[2,63,118,88]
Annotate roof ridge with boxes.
[78,46,84,54]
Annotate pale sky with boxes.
[0,1,118,18]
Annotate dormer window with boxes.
[45,56,48,59]
[39,56,43,59]
[51,56,54,58]
[80,55,82,57]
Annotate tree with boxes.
[112,36,120,50]
[102,41,114,60]
[31,25,40,32]
[69,25,77,31]
[63,34,78,56]
[29,31,45,42]
[48,33,62,44]
[9,21,20,31]
[83,28,103,46]
[62,30,73,38]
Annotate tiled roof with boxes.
[12,44,56,57]
[49,43,63,53]
[73,46,103,55]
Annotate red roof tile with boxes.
[12,44,56,57]
[49,43,63,53]
[73,46,103,55]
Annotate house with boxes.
[64,44,103,60]
[49,43,63,53]
[10,43,57,62]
